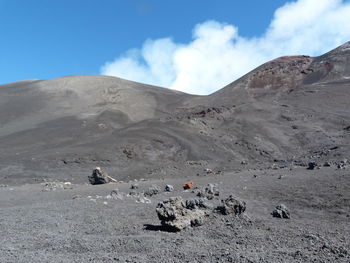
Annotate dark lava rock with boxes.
[272,204,290,219]
[88,167,110,185]
[130,184,139,190]
[156,197,210,231]
[216,195,246,216]
[307,162,318,170]
[336,159,348,170]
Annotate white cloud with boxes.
[100,0,350,95]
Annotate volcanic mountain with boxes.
[0,41,349,184]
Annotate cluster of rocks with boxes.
[156,195,246,231]
[41,181,73,191]
[307,159,348,170]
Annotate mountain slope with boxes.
[0,42,349,184]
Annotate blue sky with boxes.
[1,0,350,94]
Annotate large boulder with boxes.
[88,167,110,185]
[156,197,210,231]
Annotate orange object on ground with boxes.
[183,181,194,190]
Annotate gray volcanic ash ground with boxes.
[0,42,349,262]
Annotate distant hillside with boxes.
[0,42,349,184]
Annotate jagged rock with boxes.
[205,183,220,197]
[307,162,318,170]
[216,195,246,216]
[88,167,110,185]
[156,197,209,231]
[272,204,290,219]
[144,185,160,197]
[165,184,174,192]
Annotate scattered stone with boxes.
[185,198,213,210]
[272,204,290,219]
[323,161,331,167]
[130,184,139,190]
[336,159,348,170]
[307,162,318,170]
[183,181,194,190]
[271,164,279,170]
[144,185,160,197]
[88,167,110,185]
[128,190,138,197]
[216,195,246,216]
[135,194,151,204]
[241,160,248,165]
[196,183,220,200]
[206,184,220,196]
[204,168,213,174]
[165,184,174,192]
[41,181,73,191]
[156,197,210,231]
[0,184,8,187]
[110,189,124,200]
[63,182,72,188]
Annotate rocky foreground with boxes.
[0,166,349,263]
[1,42,350,262]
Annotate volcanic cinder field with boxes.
[0,42,349,262]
